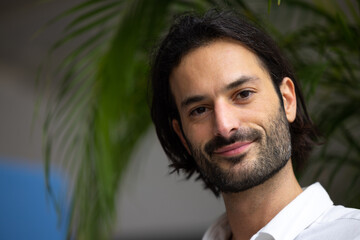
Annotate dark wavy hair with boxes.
[149,9,320,196]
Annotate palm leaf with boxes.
[280,0,360,207]
[39,0,360,239]
[39,0,218,239]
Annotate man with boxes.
[149,10,360,240]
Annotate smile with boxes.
[213,141,253,157]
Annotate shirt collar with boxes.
[203,183,334,240]
[251,182,334,240]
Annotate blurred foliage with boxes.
[38,0,359,239]
[272,0,360,208]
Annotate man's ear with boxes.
[280,77,297,123]
[172,119,191,155]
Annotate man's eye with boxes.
[190,106,207,116]
[236,90,253,99]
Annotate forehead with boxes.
[169,39,274,106]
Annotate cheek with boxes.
[240,101,279,129]
[182,120,213,148]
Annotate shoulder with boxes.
[321,205,360,222]
[296,205,360,240]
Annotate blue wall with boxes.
[0,159,68,240]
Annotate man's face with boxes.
[170,39,296,193]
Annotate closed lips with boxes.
[213,141,253,156]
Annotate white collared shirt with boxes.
[203,183,360,240]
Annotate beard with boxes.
[187,106,292,194]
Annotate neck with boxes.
[222,160,302,240]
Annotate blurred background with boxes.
[0,2,224,239]
[0,0,359,240]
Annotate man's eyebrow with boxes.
[181,95,205,109]
[224,76,259,91]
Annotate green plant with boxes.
[267,0,360,207]
[304,0,360,206]
[39,0,359,239]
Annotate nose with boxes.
[213,100,239,138]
